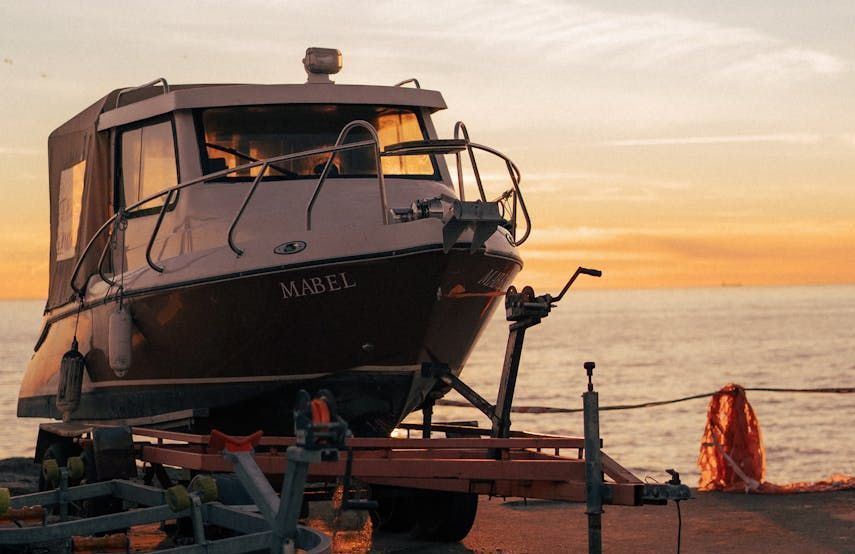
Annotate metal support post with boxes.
[270,446,314,554]
[225,450,280,524]
[583,361,603,554]
[422,396,434,439]
[58,469,69,522]
[491,322,529,439]
[190,495,206,546]
[428,364,496,421]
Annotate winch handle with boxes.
[550,266,602,303]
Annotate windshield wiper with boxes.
[204,142,299,178]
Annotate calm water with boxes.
[1,286,853,485]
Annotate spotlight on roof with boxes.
[303,47,342,84]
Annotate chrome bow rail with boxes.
[70,120,530,297]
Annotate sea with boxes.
[1,285,853,486]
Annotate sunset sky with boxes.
[1,1,853,298]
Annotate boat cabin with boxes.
[46,49,452,311]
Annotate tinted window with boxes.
[199,105,436,179]
[120,120,178,210]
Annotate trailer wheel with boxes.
[410,491,478,542]
[371,494,417,532]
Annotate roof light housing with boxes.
[303,47,342,84]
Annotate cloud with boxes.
[716,48,848,84]
[369,0,848,84]
[601,133,823,146]
[601,133,855,147]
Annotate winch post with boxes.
[583,361,603,554]
[493,268,601,441]
[491,321,530,439]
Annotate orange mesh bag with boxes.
[699,384,855,493]
[698,384,765,491]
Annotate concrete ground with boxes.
[1,458,852,553]
[336,490,855,553]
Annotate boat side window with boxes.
[119,119,178,214]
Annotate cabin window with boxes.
[198,105,438,180]
[55,160,86,260]
[119,120,178,211]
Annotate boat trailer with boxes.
[2,268,691,553]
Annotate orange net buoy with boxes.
[698,383,855,493]
[698,383,765,492]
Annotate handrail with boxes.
[71,138,383,294]
[70,120,529,298]
[466,141,531,245]
[450,122,530,245]
[114,78,170,109]
[227,163,268,256]
[453,122,486,202]
[145,190,176,273]
[96,210,125,287]
[393,78,421,89]
[305,120,387,230]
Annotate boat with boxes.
[17,48,530,437]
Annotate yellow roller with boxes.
[0,487,10,516]
[188,475,218,503]
[166,485,191,512]
[66,456,85,481]
[42,459,60,487]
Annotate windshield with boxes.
[198,104,437,179]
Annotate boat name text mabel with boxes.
[279,272,357,299]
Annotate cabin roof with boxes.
[80,83,447,132]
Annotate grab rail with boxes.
[453,122,486,202]
[96,210,125,287]
[393,78,421,89]
[70,119,529,298]
[449,121,530,245]
[305,120,388,231]
[227,164,268,257]
[114,78,170,109]
[70,134,383,295]
[145,190,176,273]
[465,141,531,245]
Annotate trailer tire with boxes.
[410,491,478,542]
[372,494,417,532]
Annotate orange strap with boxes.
[310,398,331,424]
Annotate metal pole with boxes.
[422,396,434,439]
[271,447,312,554]
[583,361,602,554]
[491,322,528,440]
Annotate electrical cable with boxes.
[675,499,682,554]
